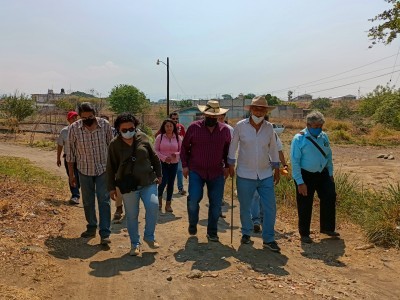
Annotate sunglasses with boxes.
[120,127,135,133]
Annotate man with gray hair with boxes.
[290,110,339,244]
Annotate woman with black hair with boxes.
[106,112,162,256]
[154,118,182,212]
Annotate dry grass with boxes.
[0,157,68,296]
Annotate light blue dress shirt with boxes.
[290,128,333,185]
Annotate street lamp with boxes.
[156,57,170,115]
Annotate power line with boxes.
[270,53,400,94]
[308,69,400,94]
[389,45,400,83]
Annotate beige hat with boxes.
[197,100,229,116]
[245,95,276,111]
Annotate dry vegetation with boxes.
[0,157,68,299]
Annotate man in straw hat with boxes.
[180,100,231,242]
[228,95,281,252]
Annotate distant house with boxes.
[331,94,357,101]
[270,105,305,119]
[176,107,203,129]
[186,96,252,120]
[31,89,66,104]
[292,94,312,102]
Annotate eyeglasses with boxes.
[120,127,135,133]
[171,118,179,121]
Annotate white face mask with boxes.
[251,115,264,124]
[121,130,136,139]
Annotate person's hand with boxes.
[274,168,280,185]
[69,175,76,188]
[183,167,189,179]
[298,183,307,196]
[157,177,162,184]
[57,159,61,167]
[228,165,235,177]
[223,167,230,179]
[165,157,172,163]
[110,190,117,201]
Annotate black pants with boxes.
[295,168,336,237]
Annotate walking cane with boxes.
[230,175,234,245]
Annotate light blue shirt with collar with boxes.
[290,127,333,185]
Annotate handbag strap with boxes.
[305,136,327,158]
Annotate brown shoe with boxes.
[165,201,173,212]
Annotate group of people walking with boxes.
[57,96,339,256]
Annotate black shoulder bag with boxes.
[305,136,327,158]
[117,140,138,194]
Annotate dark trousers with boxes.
[295,168,336,237]
[64,159,80,198]
[158,162,178,201]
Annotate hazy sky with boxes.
[1,0,399,101]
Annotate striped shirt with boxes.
[180,119,231,180]
[65,117,113,176]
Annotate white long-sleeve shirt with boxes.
[228,119,280,180]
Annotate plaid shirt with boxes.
[180,119,231,180]
[65,117,113,176]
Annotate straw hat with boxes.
[244,96,276,111]
[197,100,229,116]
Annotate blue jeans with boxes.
[64,159,80,198]
[237,176,277,243]
[176,159,184,191]
[122,184,158,247]
[78,172,111,238]
[158,162,178,201]
[251,191,263,225]
[187,171,224,236]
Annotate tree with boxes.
[176,100,192,108]
[309,98,332,111]
[368,0,400,47]
[244,93,256,99]
[360,85,400,129]
[70,91,95,98]
[288,90,293,101]
[108,84,150,114]
[265,94,282,106]
[221,94,232,100]
[0,93,35,122]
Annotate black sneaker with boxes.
[100,237,111,245]
[300,235,313,244]
[241,234,251,244]
[263,241,281,252]
[253,224,261,233]
[188,225,197,235]
[80,230,96,238]
[206,234,219,242]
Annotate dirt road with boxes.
[1,142,400,299]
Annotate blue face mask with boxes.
[308,127,322,137]
[121,130,136,139]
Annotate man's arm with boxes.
[57,145,63,167]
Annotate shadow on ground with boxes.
[174,236,289,276]
[301,237,346,267]
[89,252,157,277]
[45,236,107,260]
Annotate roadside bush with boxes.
[329,129,352,143]
[335,170,400,248]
